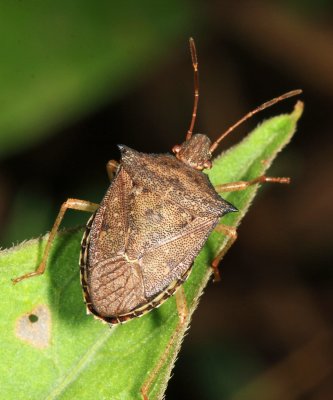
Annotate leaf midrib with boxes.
[46,326,116,400]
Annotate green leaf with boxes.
[0,102,303,400]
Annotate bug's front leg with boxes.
[106,160,119,181]
[141,286,188,400]
[12,198,99,284]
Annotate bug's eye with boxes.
[172,145,181,154]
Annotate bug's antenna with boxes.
[186,38,199,141]
[209,89,303,153]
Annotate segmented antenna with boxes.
[209,89,303,153]
[186,38,199,141]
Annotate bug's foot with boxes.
[12,264,45,284]
[212,266,221,282]
[211,256,222,282]
[12,271,38,284]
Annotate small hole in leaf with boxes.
[29,314,38,323]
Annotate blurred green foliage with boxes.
[0,0,194,158]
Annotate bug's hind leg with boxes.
[12,198,99,284]
[141,286,188,400]
[211,175,290,281]
[106,160,119,181]
[211,224,237,282]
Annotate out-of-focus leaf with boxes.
[0,1,194,157]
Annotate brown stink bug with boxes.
[13,39,301,399]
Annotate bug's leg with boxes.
[211,224,237,282]
[215,175,290,193]
[12,198,99,284]
[212,176,289,280]
[106,160,119,181]
[141,286,188,400]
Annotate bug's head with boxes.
[172,133,212,171]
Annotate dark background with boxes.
[0,1,332,399]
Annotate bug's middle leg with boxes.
[215,175,290,193]
[140,286,188,400]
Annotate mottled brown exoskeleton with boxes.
[13,39,301,400]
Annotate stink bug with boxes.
[13,39,301,400]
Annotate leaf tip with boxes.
[292,100,304,121]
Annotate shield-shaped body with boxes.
[80,146,235,324]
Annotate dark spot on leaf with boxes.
[15,305,51,349]
[28,314,38,323]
